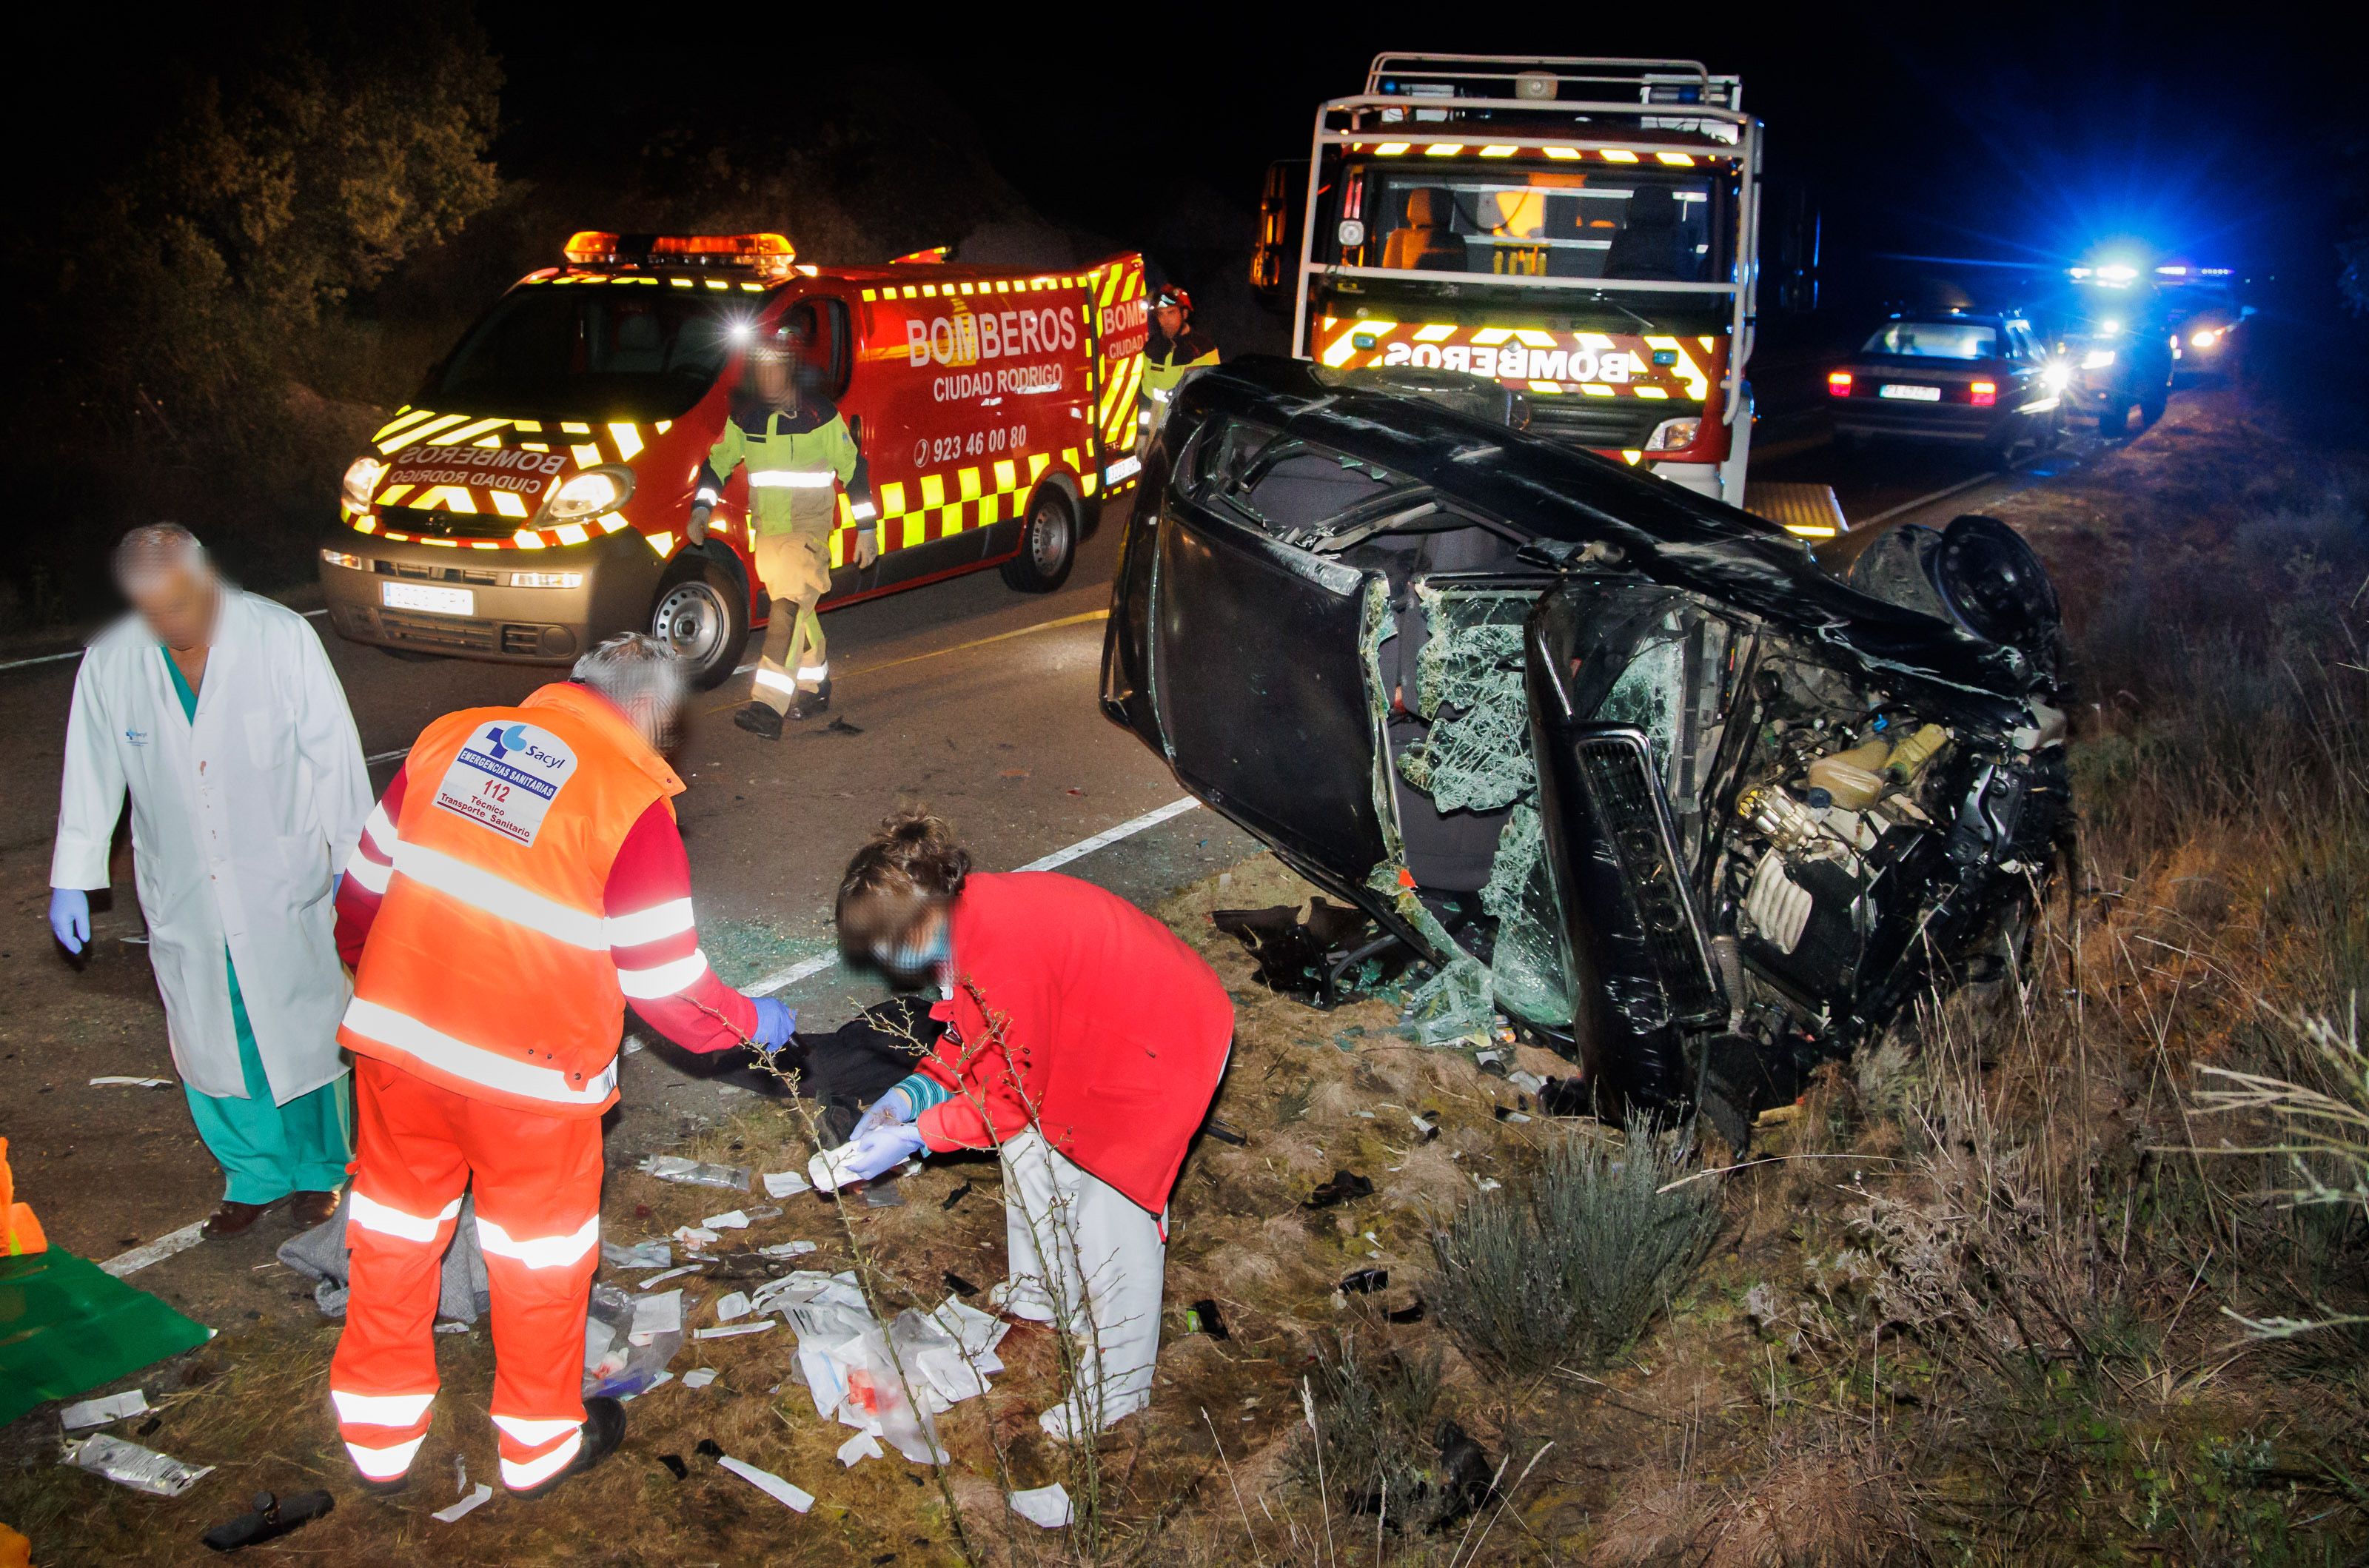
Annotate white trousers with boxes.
[996,1128,1165,1435]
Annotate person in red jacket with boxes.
[830,810,1233,1441]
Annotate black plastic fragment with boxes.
[1432,1421,1495,1529]
[658,1453,688,1480]
[1202,1117,1248,1147]
[939,1179,974,1212]
[1339,1268,1388,1295]
[1387,1299,1425,1324]
[1304,1170,1375,1209]
[1538,1076,1592,1118]
[201,1490,334,1552]
[136,1415,162,1437]
[825,716,865,735]
[1185,1299,1230,1340]
[695,1438,725,1460]
[943,1270,980,1298]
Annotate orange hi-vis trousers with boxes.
[329,1056,603,1492]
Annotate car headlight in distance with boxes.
[341,456,386,511]
[510,570,586,589]
[2041,363,2071,392]
[2190,326,2224,349]
[538,465,635,523]
[319,548,365,571]
[2080,348,2117,370]
[1643,416,1701,452]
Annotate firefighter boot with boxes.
[788,678,831,721]
[733,703,784,740]
[507,1397,626,1502]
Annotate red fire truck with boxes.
[1253,54,1771,511]
[318,233,1150,686]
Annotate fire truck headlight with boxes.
[538,466,636,523]
[2041,362,2071,393]
[1642,417,1701,453]
[319,549,365,572]
[341,456,386,511]
[2080,348,2117,371]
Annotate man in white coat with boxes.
[50,525,373,1238]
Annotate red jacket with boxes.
[914,871,1233,1213]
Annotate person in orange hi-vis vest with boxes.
[2,1137,47,1256]
[326,634,795,1500]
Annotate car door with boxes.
[1109,417,1404,885]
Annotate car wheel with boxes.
[650,552,750,690]
[2097,400,2131,436]
[2138,381,2168,426]
[1001,485,1076,593]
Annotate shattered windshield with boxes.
[1350,164,1718,283]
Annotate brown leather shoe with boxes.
[202,1199,272,1239]
[287,1190,341,1229]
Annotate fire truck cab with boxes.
[1256,54,1763,506]
[319,234,1150,686]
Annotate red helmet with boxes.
[1153,284,1193,317]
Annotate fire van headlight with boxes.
[1643,416,1701,453]
[2041,362,2071,393]
[536,465,636,524]
[2080,348,2117,371]
[340,456,386,511]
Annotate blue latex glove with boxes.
[750,996,797,1049]
[851,1086,916,1141]
[842,1122,926,1183]
[49,888,90,954]
[333,871,344,900]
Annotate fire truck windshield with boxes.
[425,288,738,419]
[1349,165,1717,283]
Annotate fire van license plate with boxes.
[381,582,474,616]
[1879,383,1943,402]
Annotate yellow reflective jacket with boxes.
[698,398,871,538]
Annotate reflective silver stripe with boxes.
[616,949,711,999]
[343,998,620,1108]
[795,665,828,681]
[344,850,393,894]
[751,668,797,695]
[492,1414,583,1447]
[604,899,695,948]
[332,1390,435,1428]
[347,1435,425,1480]
[476,1214,600,1271]
[746,470,836,488]
[500,1429,582,1489]
[389,841,606,948]
[348,1190,462,1244]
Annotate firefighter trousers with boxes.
[750,532,830,712]
[329,1056,603,1492]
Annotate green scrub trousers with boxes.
[164,650,352,1205]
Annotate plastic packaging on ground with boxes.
[637,1156,751,1192]
[59,1389,150,1430]
[768,1272,999,1465]
[61,1433,213,1497]
[1008,1483,1073,1528]
[602,1239,670,1270]
[717,1455,814,1512]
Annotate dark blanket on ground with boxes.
[635,996,940,1144]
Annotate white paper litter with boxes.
[682,1369,717,1390]
[713,1291,752,1323]
[1008,1483,1074,1528]
[837,1430,883,1467]
[640,1263,703,1290]
[807,1143,865,1193]
[60,1434,213,1497]
[718,1455,814,1512]
[745,1205,783,1221]
[432,1483,494,1523]
[762,1170,812,1198]
[703,1210,750,1230]
[59,1390,150,1430]
[758,1240,818,1259]
[88,1076,173,1088]
[695,1320,775,1340]
[602,1239,671,1270]
[672,1226,720,1247]
[630,1289,682,1344]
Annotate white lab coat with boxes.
[50,589,372,1104]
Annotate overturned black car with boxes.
[1100,358,2069,1142]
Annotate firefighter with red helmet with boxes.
[689,318,875,737]
[1139,283,1219,439]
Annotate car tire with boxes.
[2139,381,2168,427]
[1001,485,1076,593]
[649,552,750,690]
[2097,400,2131,436]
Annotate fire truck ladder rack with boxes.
[1296,54,1763,421]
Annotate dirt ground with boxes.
[7,381,2368,1565]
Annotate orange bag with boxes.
[1,1136,47,1256]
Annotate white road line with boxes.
[101,1221,208,1278]
[0,607,329,674]
[740,794,1202,997]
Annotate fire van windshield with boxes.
[424,288,740,420]
[1350,165,1719,284]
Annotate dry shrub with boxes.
[1429,1115,1721,1376]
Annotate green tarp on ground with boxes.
[0,1250,212,1428]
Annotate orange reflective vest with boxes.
[338,683,682,1118]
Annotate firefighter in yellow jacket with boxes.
[689,321,876,737]
[1139,284,1220,440]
